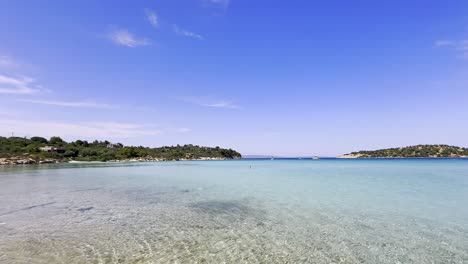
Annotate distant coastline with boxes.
[339,145,468,159]
[0,136,241,166]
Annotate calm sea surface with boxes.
[0,159,467,263]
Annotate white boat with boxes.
[312,156,319,160]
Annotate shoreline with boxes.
[3,156,466,165]
[0,156,233,166]
[337,155,468,159]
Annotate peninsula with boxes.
[340,144,468,158]
[0,136,242,165]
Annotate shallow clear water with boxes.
[0,159,467,263]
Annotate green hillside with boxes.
[0,136,241,163]
[341,145,468,158]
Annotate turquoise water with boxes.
[0,159,467,263]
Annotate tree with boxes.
[24,145,40,153]
[49,136,64,145]
[118,147,139,158]
[30,137,48,144]
[63,149,78,158]
[0,135,242,161]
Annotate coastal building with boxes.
[39,146,58,152]
[106,143,121,149]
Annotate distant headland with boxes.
[0,136,242,165]
[339,145,468,158]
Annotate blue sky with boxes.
[1,0,468,156]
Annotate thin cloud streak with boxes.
[17,99,118,109]
[202,101,240,109]
[205,0,230,9]
[173,25,204,40]
[181,96,241,109]
[434,40,454,47]
[0,55,18,68]
[109,29,149,47]
[435,39,468,59]
[145,9,158,28]
[0,75,41,94]
[0,119,162,139]
[460,40,468,58]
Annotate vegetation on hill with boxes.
[341,145,468,158]
[0,136,241,162]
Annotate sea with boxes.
[0,158,467,263]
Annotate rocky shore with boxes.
[0,157,61,165]
[112,157,229,162]
[0,156,230,166]
[337,154,362,159]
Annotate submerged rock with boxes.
[77,207,94,212]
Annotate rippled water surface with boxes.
[0,159,467,263]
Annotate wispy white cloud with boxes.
[435,39,468,58]
[204,0,230,9]
[461,40,468,47]
[145,9,159,28]
[173,25,204,40]
[0,75,41,94]
[434,40,454,47]
[0,55,18,68]
[202,101,240,109]
[109,29,149,47]
[0,119,162,139]
[181,96,241,109]
[17,99,118,109]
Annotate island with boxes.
[0,136,242,165]
[339,144,468,158]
